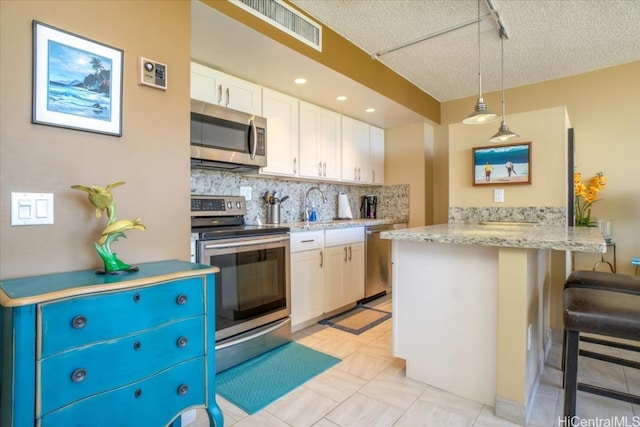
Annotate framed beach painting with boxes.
[32,21,123,136]
[472,142,531,186]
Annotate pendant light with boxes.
[463,0,498,125]
[489,27,519,142]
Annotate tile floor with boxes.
[188,297,640,426]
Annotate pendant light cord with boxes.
[477,0,483,98]
[500,28,506,119]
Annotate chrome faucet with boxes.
[304,186,328,222]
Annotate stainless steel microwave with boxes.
[190,99,267,172]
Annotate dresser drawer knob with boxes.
[71,368,87,383]
[177,384,189,396]
[71,316,87,329]
[134,388,142,398]
[133,293,141,302]
[177,337,188,348]
[176,294,188,305]
[133,341,142,350]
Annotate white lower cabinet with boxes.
[290,228,364,329]
[290,231,325,328]
[324,228,365,312]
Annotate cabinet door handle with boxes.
[134,388,143,398]
[176,294,188,305]
[358,168,361,181]
[71,315,87,329]
[372,170,376,182]
[177,384,189,396]
[71,368,87,383]
[293,157,297,174]
[320,250,323,268]
[217,84,222,104]
[318,161,322,176]
[225,88,230,107]
[323,162,327,177]
[354,167,357,180]
[344,246,348,262]
[300,239,315,243]
[177,337,188,348]
[133,341,142,350]
[348,245,352,261]
[133,293,141,303]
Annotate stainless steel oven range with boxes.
[191,195,291,373]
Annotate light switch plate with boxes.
[240,186,252,201]
[11,192,54,225]
[493,188,504,203]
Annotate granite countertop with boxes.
[285,218,408,232]
[380,222,606,253]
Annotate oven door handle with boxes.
[203,235,288,250]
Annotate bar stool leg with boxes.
[564,329,580,417]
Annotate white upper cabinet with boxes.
[190,62,261,116]
[369,126,385,184]
[341,116,370,183]
[299,101,341,181]
[261,88,299,176]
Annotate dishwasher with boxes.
[361,223,406,303]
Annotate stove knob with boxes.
[236,201,242,209]
[227,202,232,209]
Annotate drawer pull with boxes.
[133,293,141,302]
[177,337,188,348]
[71,368,87,383]
[176,294,188,305]
[177,384,189,396]
[71,315,87,329]
[134,388,142,398]
[133,341,142,350]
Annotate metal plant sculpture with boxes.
[71,181,146,274]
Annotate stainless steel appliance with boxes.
[361,223,406,303]
[360,195,378,219]
[190,100,267,172]
[191,195,291,372]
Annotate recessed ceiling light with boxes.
[336,96,347,101]
[365,108,375,113]
[294,78,307,84]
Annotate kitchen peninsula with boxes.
[381,223,605,424]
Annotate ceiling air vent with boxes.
[231,0,322,51]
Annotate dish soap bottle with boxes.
[309,203,317,222]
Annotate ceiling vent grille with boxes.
[231,0,322,51]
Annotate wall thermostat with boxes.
[138,57,167,90]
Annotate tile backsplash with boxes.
[448,206,567,226]
[191,169,409,224]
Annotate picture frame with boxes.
[32,21,123,136]
[472,142,532,186]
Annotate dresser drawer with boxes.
[40,357,207,427]
[39,277,205,357]
[38,316,205,417]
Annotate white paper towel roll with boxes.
[337,192,353,219]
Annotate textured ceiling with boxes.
[290,0,640,101]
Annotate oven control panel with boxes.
[191,195,246,216]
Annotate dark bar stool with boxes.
[562,271,640,364]
[563,286,640,417]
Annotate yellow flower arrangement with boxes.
[574,171,606,226]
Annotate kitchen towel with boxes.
[337,192,353,219]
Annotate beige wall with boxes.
[385,122,433,227]
[449,106,569,208]
[439,62,640,276]
[0,1,191,279]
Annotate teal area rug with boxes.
[215,342,340,414]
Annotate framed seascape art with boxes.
[472,142,532,186]
[32,21,123,136]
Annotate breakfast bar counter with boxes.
[381,223,604,424]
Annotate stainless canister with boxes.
[267,202,280,224]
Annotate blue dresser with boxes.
[0,260,224,426]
